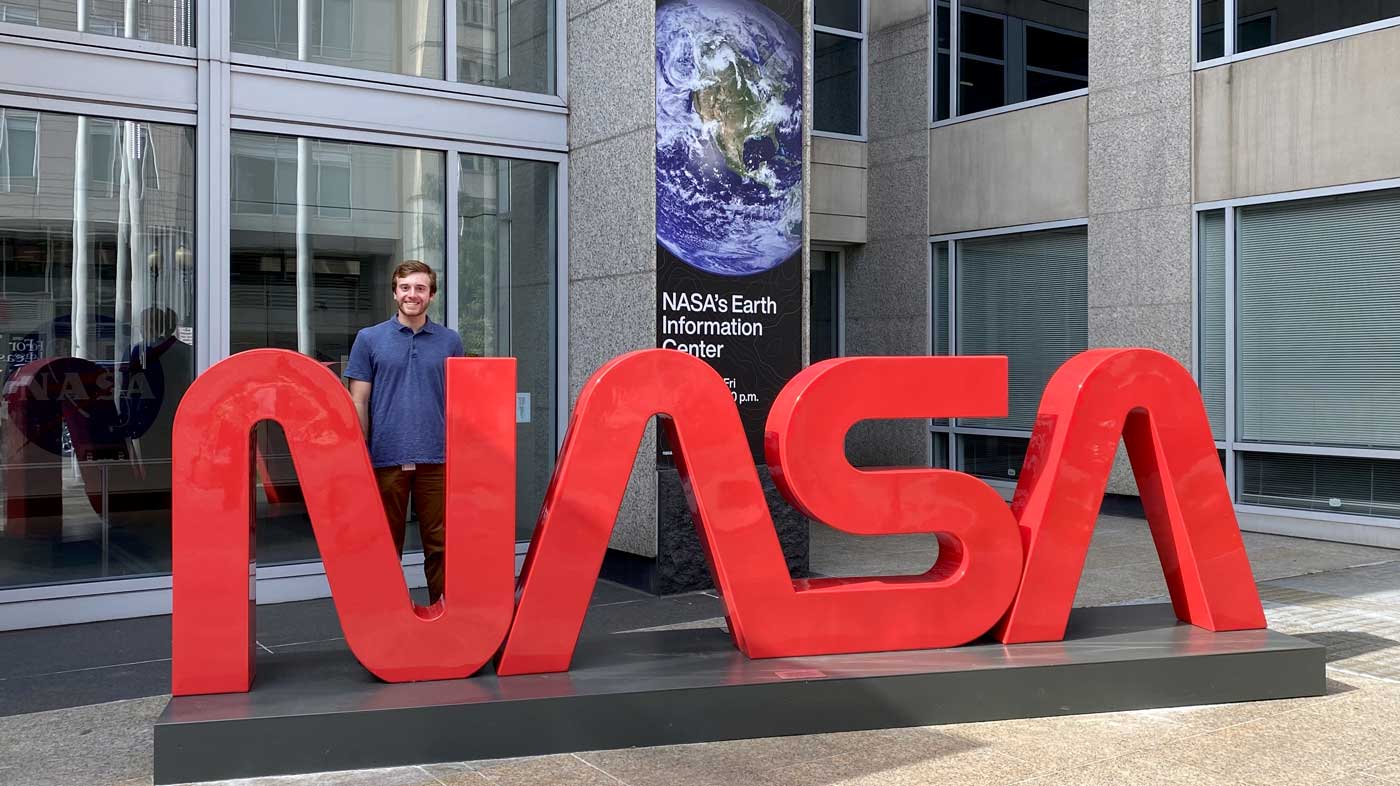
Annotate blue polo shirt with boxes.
[345,316,465,468]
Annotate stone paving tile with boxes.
[183,766,447,786]
[578,728,937,786]
[944,711,1193,773]
[1013,749,1239,786]
[752,731,1036,786]
[0,695,166,786]
[1361,758,1400,783]
[468,755,622,785]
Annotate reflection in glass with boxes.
[232,0,445,79]
[814,32,861,135]
[230,131,444,563]
[1240,452,1400,519]
[0,0,193,45]
[941,0,1087,117]
[961,435,1029,480]
[458,0,555,94]
[0,110,195,589]
[459,154,556,539]
[934,1,950,121]
[1199,0,1224,59]
[809,250,838,363]
[1236,0,1400,54]
[814,0,860,31]
[956,227,1087,431]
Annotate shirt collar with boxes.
[392,315,436,334]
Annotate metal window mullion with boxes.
[554,157,569,451]
[445,149,460,331]
[1224,0,1237,55]
[835,249,846,357]
[445,0,458,83]
[948,239,961,470]
[1224,205,1238,498]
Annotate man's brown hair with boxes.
[391,260,437,295]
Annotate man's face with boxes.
[393,272,434,319]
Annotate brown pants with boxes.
[374,464,446,603]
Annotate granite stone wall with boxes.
[843,7,932,468]
[1086,0,1195,494]
[567,0,659,557]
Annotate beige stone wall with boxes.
[1195,24,1400,202]
[928,97,1089,236]
[811,136,868,244]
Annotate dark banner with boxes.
[655,0,804,461]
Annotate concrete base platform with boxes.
[153,604,1326,784]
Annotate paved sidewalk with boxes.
[1,516,1396,786]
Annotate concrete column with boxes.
[1086,0,1195,494]
[843,0,931,467]
[565,0,659,563]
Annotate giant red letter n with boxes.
[171,350,515,695]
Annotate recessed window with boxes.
[0,0,192,45]
[934,0,1087,122]
[932,226,1088,481]
[1199,0,1400,61]
[1197,187,1400,521]
[232,0,446,80]
[814,0,864,137]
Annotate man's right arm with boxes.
[345,330,374,443]
[349,380,372,441]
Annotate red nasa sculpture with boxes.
[171,348,1265,696]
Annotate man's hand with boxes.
[349,380,372,441]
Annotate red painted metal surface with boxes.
[169,347,1265,693]
[497,349,788,674]
[994,348,1266,643]
[762,357,1024,653]
[170,350,515,695]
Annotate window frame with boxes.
[809,244,846,362]
[812,0,867,142]
[930,0,1089,129]
[928,217,1089,486]
[1192,177,1400,537]
[1194,0,1400,70]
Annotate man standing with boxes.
[346,260,464,604]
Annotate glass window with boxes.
[1198,209,1225,439]
[1236,189,1400,449]
[815,0,861,31]
[955,226,1088,431]
[1240,452,1400,519]
[809,250,839,363]
[1200,0,1400,60]
[458,0,555,94]
[231,0,446,79]
[0,109,196,590]
[961,435,1030,480]
[1199,0,1225,60]
[230,131,445,563]
[935,0,1087,120]
[0,0,193,45]
[458,153,557,539]
[814,31,862,136]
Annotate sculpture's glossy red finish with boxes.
[994,348,1266,643]
[763,357,1024,651]
[171,346,1264,693]
[496,350,787,674]
[498,353,1025,674]
[170,350,515,695]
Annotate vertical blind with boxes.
[1238,189,1400,448]
[957,227,1087,431]
[1199,210,1226,439]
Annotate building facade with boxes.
[1,0,1397,630]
